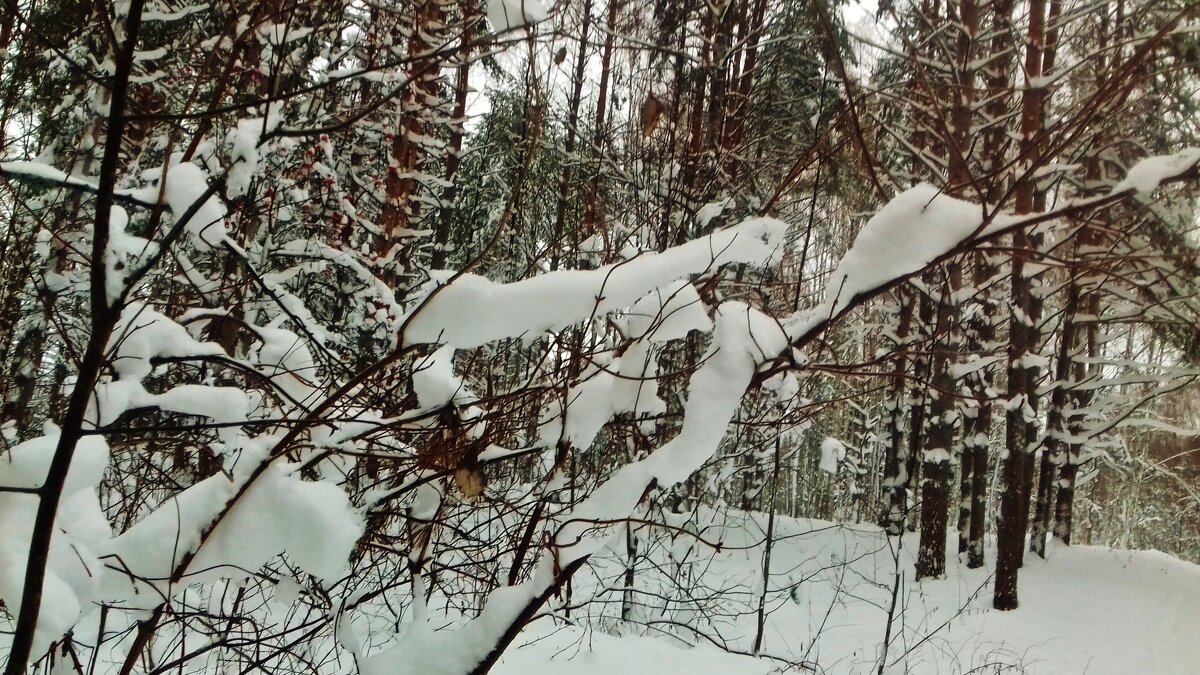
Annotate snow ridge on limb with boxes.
[97,446,362,608]
[1112,147,1200,194]
[0,301,364,653]
[536,281,711,452]
[793,152,1200,340]
[823,184,987,316]
[401,216,787,349]
[0,159,231,251]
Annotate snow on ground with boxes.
[496,626,774,675]
[492,512,1200,674]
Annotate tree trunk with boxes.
[381,0,447,283]
[945,0,979,561]
[881,289,915,535]
[583,0,618,238]
[432,1,477,270]
[1031,295,1074,558]
[548,0,592,271]
[994,0,1047,612]
[1025,0,1064,561]
[917,275,955,580]
[1056,226,1098,544]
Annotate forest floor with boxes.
[492,512,1200,674]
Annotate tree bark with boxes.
[994,0,1047,612]
[882,289,915,535]
[432,2,477,270]
[582,0,618,238]
[1031,288,1075,558]
[548,0,592,271]
[916,275,955,580]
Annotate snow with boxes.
[353,171,1200,675]
[4,159,231,251]
[225,114,281,199]
[0,300,362,653]
[361,555,554,675]
[93,304,256,437]
[353,508,1200,675]
[103,205,158,305]
[486,0,549,33]
[364,303,788,675]
[493,512,1200,675]
[530,279,717,453]
[1112,147,1200,194]
[6,116,1198,675]
[695,197,734,229]
[100,457,363,606]
[494,623,773,675]
[250,323,323,405]
[359,183,1088,675]
[140,4,208,23]
[924,447,952,463]
[403,216,786,348]
[160,162,229,250]
[819,437,846,474]
[277,238,404,328]
[825,184,985,316]
[412,345,476,410]
[621,280,712,341]
[91,378,251,433]
[0,429,108,494]
[0,160,99,191]
[105,303,225,381]
[551,303,787,561]
[948,354,1004,379]
[258,23,313,44]
[0,431,111,659]
[538,339,665,451]
[0,432,362,639]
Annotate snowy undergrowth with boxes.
[488,510,1200,675]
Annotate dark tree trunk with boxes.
[962,0,1017,570]
[548,0,592,271]
[947,0,979,561]
[881,289,915,535]
[1056,276,1097,544]
[382,0,446,267]
[994,0,1047,612]
[432,1,477,270]
[904,291,933,533]
[967,410,989,568]
[961,255,996,570]
[1032,275,1076,558]
[583,0,618,238]
[957,438,973,555]
[917,277,955,580]
[1026,0,1063,561]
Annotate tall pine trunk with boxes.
[1026,0,1064,560]
[881,289,915,535]
[994,0,1047,612]
[916,281,955,580]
